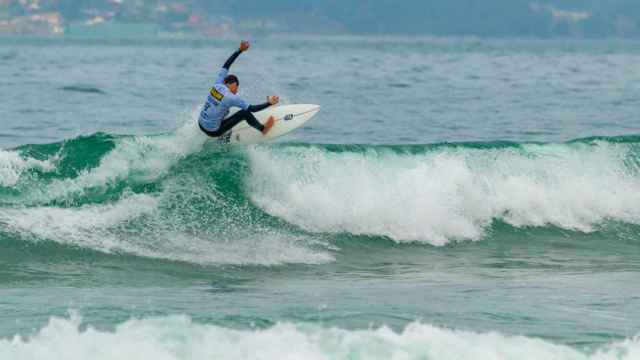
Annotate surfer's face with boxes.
[227,82,238,94]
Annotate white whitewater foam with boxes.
[248,142,640,245]
[0,193,161,253]
[0,149,56,187]
[0,314,637,360]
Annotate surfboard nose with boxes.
[302,104,321,115]
[310,104,320,114]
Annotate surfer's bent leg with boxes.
[199,110,265,137]
[220,110,265,133]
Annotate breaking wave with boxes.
[1,122,639,264]
[1,313,638,360]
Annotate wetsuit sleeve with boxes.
[247,102,271,112]
[223,49,242,70]
[215,49,242,84]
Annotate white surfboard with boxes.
[212,104,320,145]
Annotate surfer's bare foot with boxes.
[262,116,275,135]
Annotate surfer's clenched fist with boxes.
[239,40,250,52]
[267,96,279,105]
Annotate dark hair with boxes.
[224,74,239,86]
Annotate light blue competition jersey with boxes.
[198,68,250,131]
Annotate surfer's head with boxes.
[224,74,239,94]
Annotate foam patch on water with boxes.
[152,231,333,266]
[1,314,638,360]
[0,190,332,266]
[0,149,56,187]
[248,142,640,245]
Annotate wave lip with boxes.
[0,149,56,187]
[23,121,208,203]
[248,141,640,245]
[1,313,638,360]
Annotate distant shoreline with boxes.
[2,33,640,43]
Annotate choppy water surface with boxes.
[1,37,640,359]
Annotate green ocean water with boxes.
[1,37,640,359]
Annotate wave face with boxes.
[1,313,638,360]
[1,123,640,264]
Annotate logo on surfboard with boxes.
[284,114,294,121]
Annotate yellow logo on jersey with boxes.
[210,88,224,101]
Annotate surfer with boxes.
[198,40,279,137]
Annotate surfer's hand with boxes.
[239,41,250,52]
[267,96,279,105]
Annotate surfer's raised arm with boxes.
[222,41,249,70]
[215,41,249,85]
[218,41,279,112]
